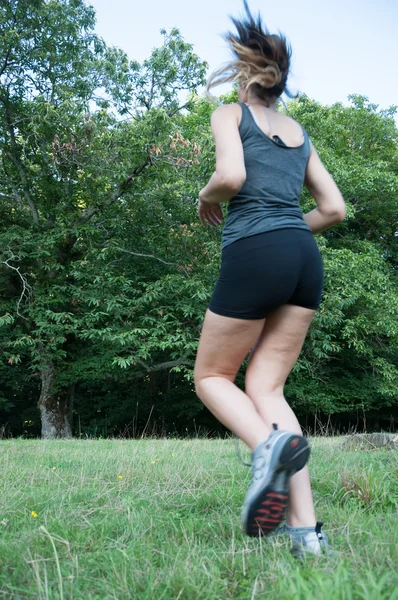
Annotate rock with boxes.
[342,433,398,451]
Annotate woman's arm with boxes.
[199,104,246,204]
[304,142,346,233]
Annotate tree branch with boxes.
[0,46,12,78]
[113,247,180,268]
[0,251,32,320]
[1,97,40,225]
[4,148,40,225]
[78,159,150,224]
[56,160,151,263]
[148,72,155,110]
[0,191,15,200]
[131,357,193,379]
[167,101,192,118]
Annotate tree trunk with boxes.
[38,362,74,439]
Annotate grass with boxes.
[0,436,397,600]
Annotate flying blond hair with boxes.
[207,1,292,103]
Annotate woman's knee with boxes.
[194,369,215,399]
[245,365,283,400]
[194,366,204,397]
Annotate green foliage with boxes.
[0,0,209,435]
[0,1,397,436]
[284,95,398,416]
[288,95,398,266]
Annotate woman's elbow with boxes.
[319,194,346,223]
[219,171,246,194]
[335,199,347,222]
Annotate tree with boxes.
[0,0,207,438]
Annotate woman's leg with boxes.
[194,309,270,450]
[245,304,317,528]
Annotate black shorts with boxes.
[209,228,324,320]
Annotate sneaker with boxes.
[266,523,288,541]
[286,521,333,558]
[242,425,310,537]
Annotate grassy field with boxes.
[0,436,397,600]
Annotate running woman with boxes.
[194,1,345,558]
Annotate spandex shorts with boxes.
[209,228,324,320]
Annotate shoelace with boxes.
[233,435,252,467]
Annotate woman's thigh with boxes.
[245,304,316,396]
[194,310,265,382]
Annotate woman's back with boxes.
[222,102,311,248]
[245,103,305,148]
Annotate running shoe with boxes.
[287,521,333,558]
[267,521,333,558]
[242,425,310,537]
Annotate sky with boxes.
[88,0,398,111]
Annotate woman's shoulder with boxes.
[278,112,307,136]
[211,103,243,117]
[275,110,301,127]
[211,103,244,128]
[271,111,309,149]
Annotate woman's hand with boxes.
[198,198,223,227]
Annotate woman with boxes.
[194,1,345,558]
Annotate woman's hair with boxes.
[207,0,292,103]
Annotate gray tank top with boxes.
[222,102,312,249]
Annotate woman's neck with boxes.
[245,95,276,111]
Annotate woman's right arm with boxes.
[303,142,346,233]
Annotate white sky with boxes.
[88,0,398,111]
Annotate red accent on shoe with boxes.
[249,492,289,537]
[291,439,299,448]
[256,515,280,523]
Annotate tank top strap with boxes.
[238,102,309,152]
[238,101,251,124]
[300,127,311,161]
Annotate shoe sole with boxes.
[246,435,310,538]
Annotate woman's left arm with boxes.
[199,104,246,204]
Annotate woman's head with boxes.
[207,1,292,105]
